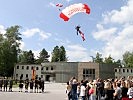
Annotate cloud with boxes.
[65,0,72,2]
[22,28,51,40]
[93,0,133,60]
[39,31,51,40]
[0,25,6,34]
[103,0,133,24]
[19,41,25,50]
[22,28,40,38]
[93,24,117,41]
[49,2,56,8]
[66,44,90,62]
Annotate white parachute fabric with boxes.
[60,3,90,21]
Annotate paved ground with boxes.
[0,82,68,100]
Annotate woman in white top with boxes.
[127,82,133,99]
[80,82,86,100]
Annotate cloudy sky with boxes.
[0,0,133,62]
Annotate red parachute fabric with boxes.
[56,3,63,7]
[60,3,90,21]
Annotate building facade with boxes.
[115,67,133,79]
[14,62,119,82]
[14,64,44,80]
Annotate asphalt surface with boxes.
[0,82,68,100]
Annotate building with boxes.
[115,67,133,79]
[41,62,118,82]
[13,64,44,80]
[14,62,118,82]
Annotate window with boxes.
[46,67,48,70]
[51,66,53,70]
[127,69,129,72]
[131,69,133,73]
[16,74,18,78]
[41,67,44,70]
[26,66,29,70]
[20,74,23,79]
[17,66,19,69]
[26,74,28,78]
[36,67,39,70]
[22,66,24,69]
[83,69,95,80]
[115,69,117,72]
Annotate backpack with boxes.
[89,88,94,95]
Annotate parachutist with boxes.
[75,25,85,41]
[75,25,80,35]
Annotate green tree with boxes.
[104,55,114,64]
[18,50,35,64]
[51,46,67,62]
[36,48,50,64]
[51,46,60,62]
[94,52,103,63]
[0,25,22,77]
[123,51,133,67]
[59,46,66,61]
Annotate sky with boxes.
[0,0,133,62]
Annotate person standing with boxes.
[30,79,34,93]
[3,77,8,91]
[66,81,72,100]
[19,79,24,92]
[0,77,3,91]
[41,78,45,92]
[114,82,122,100]
[38,77,42,93]
[25,78,29,92]
[127,82,133,100]
[34,77,38,93]
[80,80,86,100]
[9,77,13,92]
[71,79,78,100]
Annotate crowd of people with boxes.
[0,77,45,93]
[66,77,133,100]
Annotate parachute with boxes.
[56,3,63,7]
[60,3,90,21]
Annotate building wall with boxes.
[115,68,133,79]
[78,62,99,82]
[99,63,117,79]
[41,62,78,83]
[14,64,44,80]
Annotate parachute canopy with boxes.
[60,3,90,21]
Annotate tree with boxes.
[104,55,114,64]
[59,46,66,61]
[94,52,103,63]
[51,46,67,62]
[51,46,60,62]
[35,48,50,64]
[122,51,133,67]
[0,25,22,77]
[18,50,35,64]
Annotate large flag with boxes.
[32,67,36,80]
[79,30,85,41]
